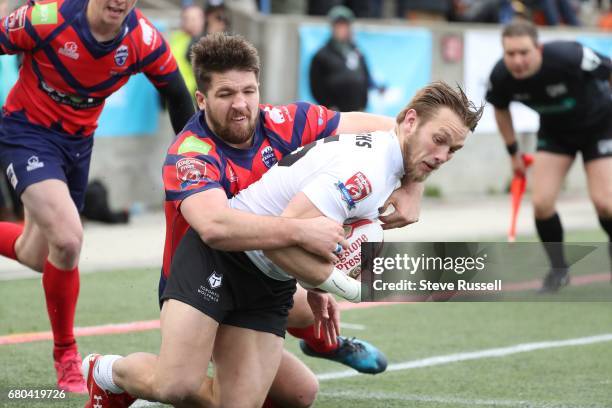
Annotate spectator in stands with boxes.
[204,0,230,34]
[309,5,383,112]
[306,0,382,18]
[450,0,506,23]
[537,0,580,25]
[169,4,205,98]
[307,0,338,16]
[397,0,452,21]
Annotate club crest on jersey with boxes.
[261,146,277,168]
[337,172,372,209]
[58,42,79,60]
[114,45,129,66]
[176,157,207,189]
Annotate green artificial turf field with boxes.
[1,229,610,408]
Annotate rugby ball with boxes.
[334,219,384,280]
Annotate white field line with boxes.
[131,333,612,408]
[317,333,612,381]
[340,322,366,330]
[319,390,607,408]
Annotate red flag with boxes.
[508,154,533,242]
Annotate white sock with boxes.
[93,355,124,394]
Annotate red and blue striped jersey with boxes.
[0,0,178,136]
[161,103,340,277]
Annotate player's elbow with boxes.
[196,223,231,249]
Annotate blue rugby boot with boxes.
[299,336,387,374]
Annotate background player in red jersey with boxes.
[82,34,434,408]
[0,0,194,393]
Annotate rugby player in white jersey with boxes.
[85,82,482,408]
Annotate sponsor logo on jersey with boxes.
[58,42,79,60]
[31,2,58,25]
[139,18,156,47]
[227,166,238,183]
[207,271,223,289]
[26,156,44,172]
[512,93,530,101]
[6,163,17,188]
[263,106,285,124]
[344,172,372,203]
[114,45,129,66]
[581,47,601,71]
[6,5,27,31]
[336,181,355,210]
[178,136,212,155]
[261,146,277,168]
[598,139,612,155]
[176,157,207,189]
[545,83,568,98]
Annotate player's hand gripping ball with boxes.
[334,219,383,280]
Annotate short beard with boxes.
[404,164,429,183]
[207,110,257,146]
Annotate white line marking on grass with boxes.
[132,401,169,407]
[319,390,606,408]
[340,322,365,330]
[317,333,612,381]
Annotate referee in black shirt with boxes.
[486,19,612,292]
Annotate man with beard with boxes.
[83,33,429,407]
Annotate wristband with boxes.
[316,268,361,303]
[506,141,518,156]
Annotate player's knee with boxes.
[592,194,612,218]
[273,373,319,408]
[49,232,83,265]
[291,377,319,408]
[532,198,556,219]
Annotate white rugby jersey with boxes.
[230,129,404,280]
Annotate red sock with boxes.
[287,324,338,354]
[42,260,80,350]
[0,222,23,260]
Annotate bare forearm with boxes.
[264,246,332,286]
[187,207,301,251]
[265,246,360,302]
[337,112,395,134]
[494,108,516,145]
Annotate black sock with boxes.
[598,217,612,267]
[535,213,568,270]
